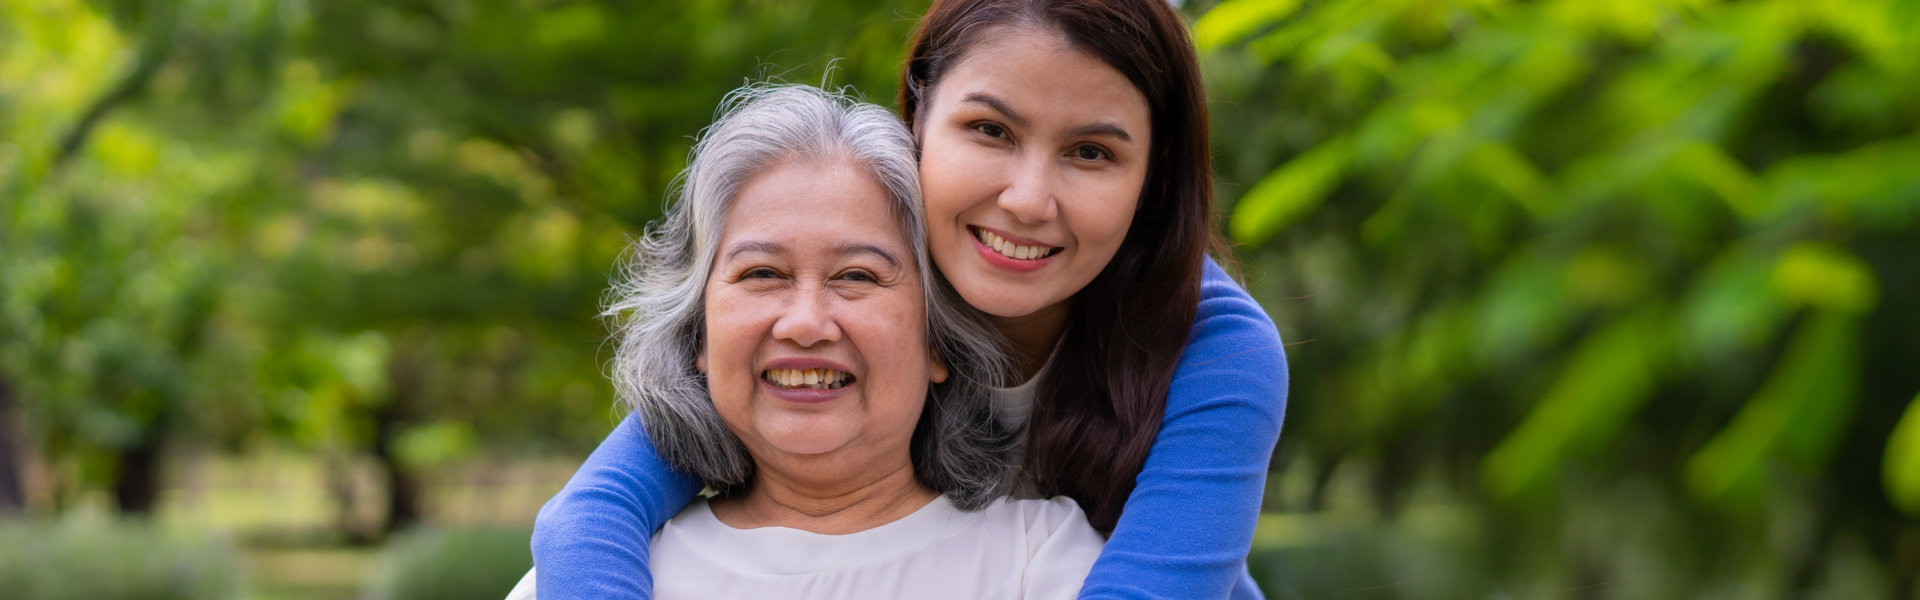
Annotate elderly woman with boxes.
[505,84,1103,599]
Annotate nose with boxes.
[771,284,841,348]
[996,155,1059,223]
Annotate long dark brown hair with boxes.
[900,0,1219,531]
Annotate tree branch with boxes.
[48,40,173,175]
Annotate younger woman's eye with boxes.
[974,122,1009,140]
[1073,144,1109,161]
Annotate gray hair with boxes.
[605,83,1017,510]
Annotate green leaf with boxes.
[1671,142,1763,218]
[1227,137,1351,246]
[1764,138,1920,224]
[396,420,480,470]
[1466,141,1554,217]
[1687,312,1861,506]
[1194,0,1305,51]
[1771,243,1879,314]
[1483,311,1665,502]
[1885,391,1920,516]
[1676,249,1787,360]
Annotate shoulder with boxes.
[1193,256,1282,344]
[987,495,1097,533]
[1177,256,1288,396]
[988,496,1103,549]
[988,497,1103,598]
[972,497,1103,554]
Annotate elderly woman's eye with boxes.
[743,267,780,279]
[839,269,878,283]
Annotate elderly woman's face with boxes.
[697,158,948,468]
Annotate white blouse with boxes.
[505,494,1103,600]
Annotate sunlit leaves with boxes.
[1208,0,1919,589]
[1193,0,1305,51]
[1228,136,1350,244]
[1670,142,1764,218]
[1677,249,1786,359]
[272,60,350,146]
[394,421,478,471]
[1483,311,1666,502]
[1686,312,1860,507]
[1762,139,1920,226]
[1884,392,1920,516]
[1769,244,1878,314]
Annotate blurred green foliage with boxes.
[1202,0,1920,596]
[0,518,241,600]
[1,0,1918,597]
[364,525,531,600]
[0,0,922,524]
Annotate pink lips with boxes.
[969,226,1059,273]
[760,357,856,404]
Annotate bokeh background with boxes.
[3,0,1917,598]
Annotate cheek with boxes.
[1069,186,1141,249]
[702,293,768,384]
[852,301,932,380]
[919,137,996,221]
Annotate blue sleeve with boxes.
[530,413,702,599]
[1077,256,1290,599]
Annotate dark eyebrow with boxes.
[961,93,1029,129]
[835,242,901,269]
[1068,122,1133,143]
[963,93,1133,143]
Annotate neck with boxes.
[989,300,1070,384]
[710,456,936,535]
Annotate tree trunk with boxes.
[371,414,422,534]
[323,449,374,544]
[0,375,25,512]
[112,431,164,514]
[374,333,429,535]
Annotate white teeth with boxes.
[973,228,1053,261]
[763,368,851,390]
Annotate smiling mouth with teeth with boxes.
[972,227,1060,260]
[762,368,855,390]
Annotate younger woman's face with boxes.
[917,26,1151,322]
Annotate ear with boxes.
[695,343,709,375]
[928,350,949,384]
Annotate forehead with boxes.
[719,158,910,252]
[932,26,1149,130]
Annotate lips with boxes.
[971,226,1061,260]
[761,367,854,390]
[757,358,858,403]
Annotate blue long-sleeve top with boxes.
[532,257,1289,599]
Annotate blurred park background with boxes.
[2,0,1917,598]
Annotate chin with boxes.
[761,423,858,457]
[767,440,850,457]
[952,285,1032,319]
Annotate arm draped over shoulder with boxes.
[1076,256,1290,599]
[530,415,700,599]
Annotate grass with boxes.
[244,546,378,600]
[133,451,578,600]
